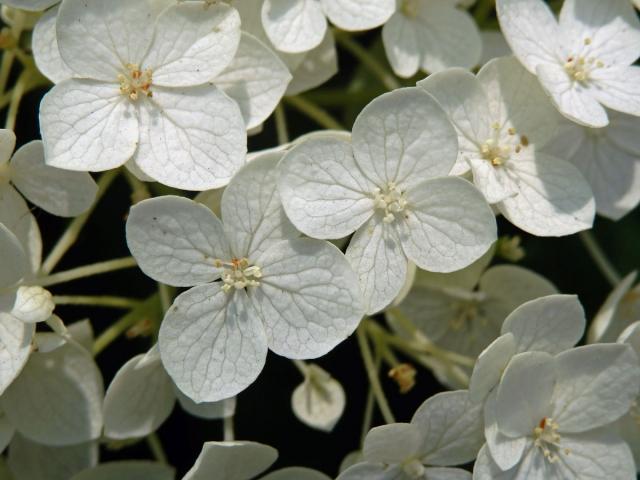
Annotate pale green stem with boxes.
[333,30,400,91]
[0,51,16,96]
[360,343,381,445]
[146,433,168,464]
[41,170,119,274]
[158,283,173,313]
[4,70,26,130]
[53,295,142,309]
[284,95,345,130]
[223,415,235,441]
[356,324,395,424]
[292,359,308,378]
[123,168,151,204]
[34,257,138,288]
[275,103,289,145]
[474,0,495,25]
[579,230,621,287]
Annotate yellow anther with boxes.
[119,63,153,101]
[373,183,408,223]
[216,257,262,292]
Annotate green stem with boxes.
[223,415,235,441]
[292,359,308,378]
[123,169,152,204]
[34,257,138,288]
[4,70,26,130]
[356,325,395,424]
[146,433,168,464]
[284,95,345,130]
[274,103,289,145]
[333,30,400,91]
[53,295,142,309]
[41,170,119,274]
[0,51,16,96]
[360,343,381,445]
[474,0,496,25]
[579,230,621,287]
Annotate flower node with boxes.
[118,63,153,101]
[533,417,571,463]
[402,459,426,479]
[373,182,408,223]
[216,257,262,292]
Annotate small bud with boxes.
[388,363,417,394]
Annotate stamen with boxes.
[373,182,408,223]
[533,417,571,463]
[215,257,262,292]
[118,63,153,100]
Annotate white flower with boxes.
[382,0,481,78]
[278,87,497,314]
[291,363,345,432]
[473,344,639,479]
[588,271,640,344]
[420,56,595,236]
[615,322,640,471]
[38,0,248,191]
[103,345,235,440]
[126,152,364,402]
[396,262,557,359]
[497,0,640,128]
[468,294,586,403]
[338,390,483,480]
[543,112,640,221]
[261,0,395,54]
[0,129,97,217]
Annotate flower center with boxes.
[215,257,262,292]
[401,0,419,18]
[402,459,425,479]
[480,124,529,167]
[373,182,408,224]
[564,39,604,83]
[118,63,153,101]
[533,417,571,463]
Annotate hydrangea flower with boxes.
[0,129,96,217]
[338,390,483,480]
[278,87,497,314]
[543,112,640,221]
[291,363,345,432]
[126,152,364,402]
[468,294,586,403]
[260,0,395,54]
[497,0,640,128]
[473,344,640,479]
[420,56,595,236]
[39,0,249,190]
[382,0,481,78]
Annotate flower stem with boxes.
[41,170,120,274]
[223,415,235,441]
[284,95,345,130]
[274,103,290,145]
[292,359,308,378]
[146,433,168,464]
[474,0,496,25]
[579,230,621,287]
[53,295,142,309]
[356,324,395,424]
[360,344,381,445]
[333,30,400,91]
[34,257,138,288]
[4,70,26,130]
[123,169,151,204]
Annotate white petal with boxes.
[536,63,609,128]
[363,423,423,464]
[278,137,374,240]
[321,0,394,30]
[252,238,364,358]
[8,436,98,480]
[71,462,175,480]
[1,336,104,446]
[56,0,154,80]
[467,155,518,204]
[484,391,527,471]
[0,223,28,289]
[10,140,98,217]
[590,66,640,117]
[398,177,496,273]
[337,463,400,480]
[0,412,14,454]
[479,30,512,66]
[497,152,595,236]
[495,351,555,438]
[0,316,33,396]
[589,271,638,344]
[103,352,175,440]
[159,285,268,403]
[0,187,41,276]
[262,467,332,480]
[352,88,458,190]
[126,196,230,287]
[559,0,640,66]
[423,468,472,480]
[472,443,534,480]
[1,0,58,11]
[346,218,407,315]
[291,365,345,432]
[286,29,338,96]
[134,85,246,190]
[496,0,561,73]
[413,390,484,465]
[39,79,139,171]
[552,343,640,433]
[221,152,298,260]
[418,68,491,176]
[182,441,277,480]
[262,0,327,53]
[32,6,74,83]
[0,129,15,164]
[501,295,585,354]
[176,392,236,420]
[10,286,54,324]
[144,2,240,87]
[469,333,515,403]
[382,13,420,78]
[216,32,291,129]
[67,319,95,353]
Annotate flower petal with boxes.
[590,66,640,117]
[261,0,327,53]
[0,315,33,397]
[182,441,277,480]
[0,222,28,290]
[70,462,174,480]
[321,0,394,30]
[484,391,527,471]
[32,6,74,84]
[469,333,516,403]
[363,423,423,464]
[382,13,421,78]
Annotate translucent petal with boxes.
[468,333,515,403]
[261,0,327,53]
[71,462,175,480]
[321,0,394,30]
[382,13,420,78]
[363,423,422,464]
[32,6,74,83]
[182,441,277,480]
[261,467,332,480]
[291,365,345,432]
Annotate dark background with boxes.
[5,6,640,477]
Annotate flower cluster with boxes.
[0,0,639,478]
